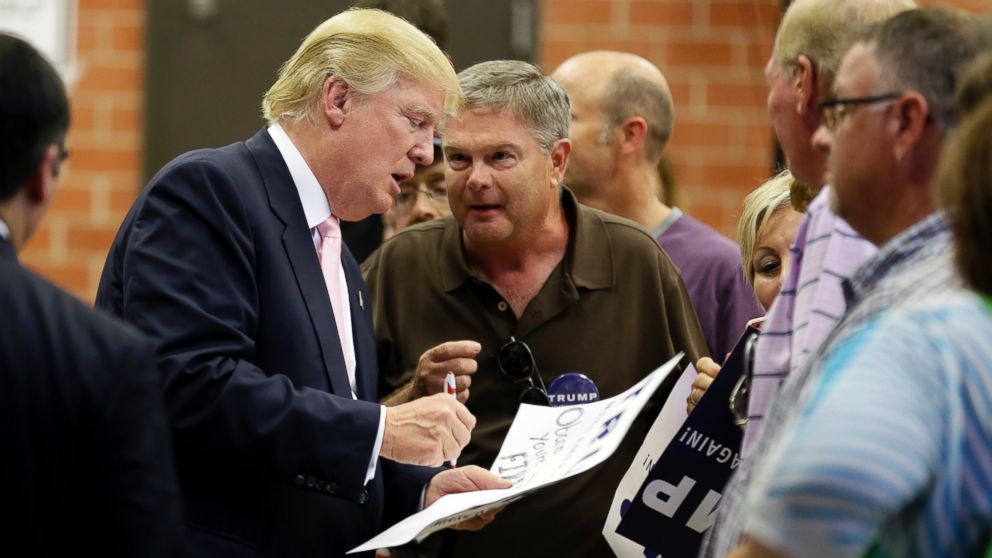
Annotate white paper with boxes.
[348,353,685,554]
[603,364,695,556]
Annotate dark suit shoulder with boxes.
[2,260,151,375]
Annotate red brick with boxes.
[671,121,739,149]
[77,64,140,92]
[23,224,53,253]
[747,41,775,68]
[541,38,655,68]
[69,223,120,253]
[709,1,781,28]
[78,0,141,11]
[745,123,774,150]
[707,82,769,107]
[701,163,771,187]
[629,1,695,27]
[667,41,735,68]
[668,157,703,185]
[544,0,613,25]
[666,79,693,107]
[109,188,140,214]
[110,105,141,132]
[68,147,140,174]
[77,24,100,53]
[50,186,92,214]
[69,104,98,132]
[112,23,144,52]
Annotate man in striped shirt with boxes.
[739,0,912,453]
[705,7,986,557]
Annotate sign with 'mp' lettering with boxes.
[613,328,754,556]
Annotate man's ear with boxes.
[792,54,819,116]
[891,91,929,161]
[618,116,648,156]
[322,76,351,128]
[549,138,572,186]
[25,146,57,204]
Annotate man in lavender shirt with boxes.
[553,51,762,360]
[691,0,914,448]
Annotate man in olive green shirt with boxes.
[362,60,708,558]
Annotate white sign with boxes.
[603,363,695,556]
[348,354,686,554]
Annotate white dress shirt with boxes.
[268,123,386,483]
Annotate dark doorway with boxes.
[145,0,536,180]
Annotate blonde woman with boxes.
[688,170,802,412]
[737,170,803,311]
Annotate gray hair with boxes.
[600,69,674,164]
[457,60,570,153]
[774,0,915,95]
[861,6,983,132]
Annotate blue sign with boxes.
[615,327,756,556]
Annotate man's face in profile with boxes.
[389,154,450,234]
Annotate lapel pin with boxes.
[358,291,364,310]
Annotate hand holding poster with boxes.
[613,328,757,556]
[348,354,686,554]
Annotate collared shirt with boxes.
[744,186,876,453]
[700,212,960,557]
[742,290,992,558]
[267,123,384,484]
[363,188,709,558]
[0,217,9,241]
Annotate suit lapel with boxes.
[245,129,353,398]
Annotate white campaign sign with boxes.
[602,363,695,556]
[348,353,685,554]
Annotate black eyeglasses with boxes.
[728,329,759,428]
[497,337,550,406]
[51,142,70,178]
[818,92,903,131]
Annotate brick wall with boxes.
[21,0,991,302]
[539,0,990,236]
[21,0,144,301]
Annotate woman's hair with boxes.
[938,53,992,296]
[738,169,796,288]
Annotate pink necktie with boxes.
[317,217,348,360]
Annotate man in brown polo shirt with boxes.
[362,60,708,557]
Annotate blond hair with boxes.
[262,8,461,125]
[939,53,992,296]
[774,0,915,94]
[738,170,796,288]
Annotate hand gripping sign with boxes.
[349,354,686,554]
[610,327,757,557]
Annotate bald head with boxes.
[552,51,674,164]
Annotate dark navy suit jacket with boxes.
[1,236,184,556]
[96,128,434,557]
